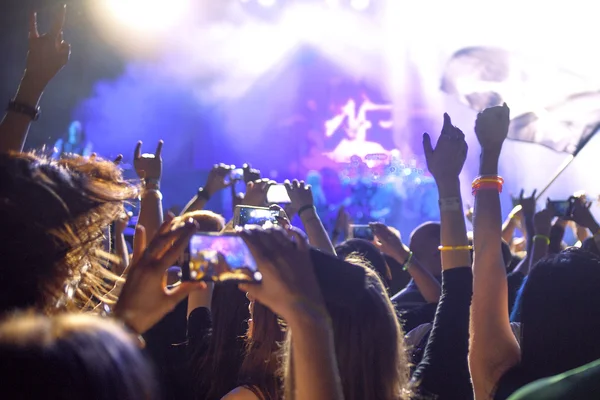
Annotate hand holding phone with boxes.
[547,198,575,218]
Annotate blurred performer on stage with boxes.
[52,121,93,159]
[324,97,392,164]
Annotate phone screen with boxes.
[184,233,262,283]
[267,184,291,204]
[350,225,374,241]
[224,168,244,185]
[549,200,572,217]
[234,206,278,228]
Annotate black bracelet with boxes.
[197,187,211,201]
[297,204,315,217]
[7,100,40,121]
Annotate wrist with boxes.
[15,74,46,106]
[298,204,316,218]
[436,179,461,197]
[283,298,332,330]
[479,149,501,174]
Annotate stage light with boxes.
[104,0,190,32]
[257,0,277,8]
[350,0,370,11]
[324,0,341,7]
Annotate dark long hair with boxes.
[193,284,250,400]
[0,152,138,315]
[0,313,157,400]
[282,263,411,400]
[238,301,285,400]
[514,248,600,384]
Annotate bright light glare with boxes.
[105,0,190,31]
[257,0,277,8]
[350,0,370,11]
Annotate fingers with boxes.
[113,154,123,165]
[155,140,164,158]
[240,229,270,267]
[422,133,433,163]
[149,222,197,274]
[519,189,524,202]
[134,141,142,159]
[287,227,309,251]
[158,212,177,235]
[531,189,537,199]
[442,113,451,132]
[50,4,67,39]
[29,11,39,39]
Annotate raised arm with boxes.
[0,7,70,152]
[469,104,521,399]
[134,141,164,243]
[181,164,233,215]
[512,191,537,276]
[286,179,336,255]
[412,113,473,398]
[371,223,441,303]
[570,197,600,249]
[529,207,553,269]
[113,213,131,276]
[501,205,522,244]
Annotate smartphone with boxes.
[349,224,374,241]
[267,184,291,204]
[548,198,575,218]
[224,168,244,185]
[182,233,262,283]
[233,205,280,228]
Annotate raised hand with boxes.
[243,163,261,183]
[26,6,71,88]
[519,189,537,221]
[474,103,510,151]
[570,197,600,233]
[114,217,206,334]
[270,204,291,229]
[134,141,163,181]
[242,179,273,207]
[370,222,410,263]
[115,211,132,235]
[238,227,325,321]
[423,113,468,183]
[285,179,314,210]
[205,163,235,196]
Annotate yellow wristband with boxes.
[438,245,473,251]
[533,235,550,245]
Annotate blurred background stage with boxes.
[2,0,600,236]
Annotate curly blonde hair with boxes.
[0,152,138,315]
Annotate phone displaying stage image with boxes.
[233,205,279,228]
[548,198,575,218]
[184,233,262,283]
[349,224,374,241]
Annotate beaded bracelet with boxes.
[472,175,504,195]
[438,245,473,251]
